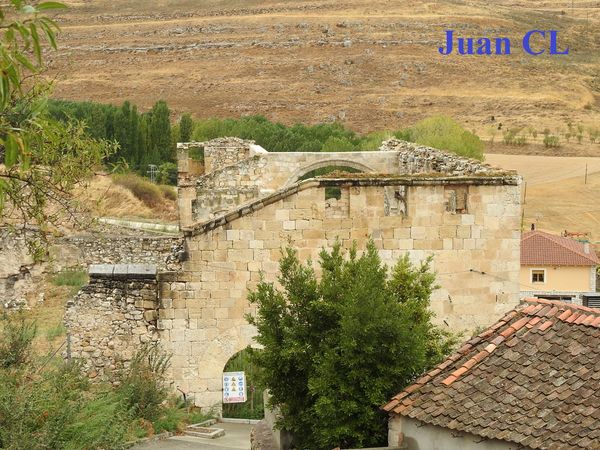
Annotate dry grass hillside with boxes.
[48,0,600,139]
[74,174,178,223]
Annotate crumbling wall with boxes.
[63,264,160,380]
[177,137,505,227]
[0,228,44,309]
[381,139,493,175]
[163,176,521,410]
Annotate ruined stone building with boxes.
[65,137,522,411]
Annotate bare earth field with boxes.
[487,153,600,240]
[48,0,600,137]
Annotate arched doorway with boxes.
[222,347,264,420]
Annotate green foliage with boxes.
[52,269,88,289]
[247,241,456,449]
[157,162,178,186]
[179,113,193,142]
[113,173,164,207]
[543,134,560,148]
[48,98,174,173]
[0,3,115,255]
[45,323,66,341]
[0,307,178,448]
[0,313,36,369]
[117,343,171,422]
[222,348,264,420]
[399,115,485,160]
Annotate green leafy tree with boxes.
[0,1,115,256]
[149,100,172,162]
[178,113,193,142]
[399,115,485,160]
[248,241,456,449]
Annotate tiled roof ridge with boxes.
[521,230,599,265]
[382,298,600,416]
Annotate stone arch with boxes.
[194,322,257,412]
[283,159,375,187]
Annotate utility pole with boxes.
[147,164,158,183]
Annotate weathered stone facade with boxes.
[63,264,160,379]
[161,175,521,410]
[66,138,522,413]
[177,137,498,227]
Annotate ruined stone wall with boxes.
[202,137,254,173]
[63,264,160,380]
[160,176,521,410]
[0,228,44,309]
[192,156,268,221]
[177,137,502,227]
[381,139,494,175]
[55,233,183,271]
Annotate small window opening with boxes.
[531,270,545,283]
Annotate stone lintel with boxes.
[88,264,157,280]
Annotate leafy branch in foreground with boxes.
[0,1,116,257]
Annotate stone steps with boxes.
[184,419,225,439]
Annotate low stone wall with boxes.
[56,233,184,271]
[63,264,160,380]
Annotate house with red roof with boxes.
[520,230,599,306]
[383,298,600,450]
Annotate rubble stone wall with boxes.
[63,264,160,380]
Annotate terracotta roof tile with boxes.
[521,230,599,266]
[383,298,600,450]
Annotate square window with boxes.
[531,270,545,283]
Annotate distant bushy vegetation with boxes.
[49,98,487,179]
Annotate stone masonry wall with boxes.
[63,264,160,380]
[177,137,502,227]
[55,233,184,271]
[203,137,254,173]
[161,176,521,410]
[192,156,268,221]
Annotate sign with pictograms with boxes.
[223,371,247,403]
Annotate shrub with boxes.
[401,115,485,160]
[248,241,457,449]
[157,162,177,185]
[158,185,177,201]
[0,313,36,369]
[543,135,560,148]
[113,173,163,207]
[117,343,171,422]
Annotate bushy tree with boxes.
[248,241,456,449]
[399,115,485,160]
[178,113,193,142]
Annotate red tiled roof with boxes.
[383,298,600,450]
[521,230,599,266]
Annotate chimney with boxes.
[584,242,590,254]
[531,223,535,231]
